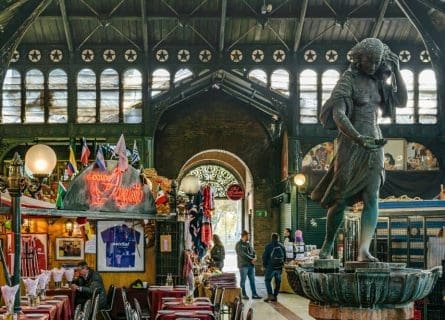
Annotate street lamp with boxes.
[179,175,201,202]
[0,144,57,314]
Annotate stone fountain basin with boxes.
[285,264,442,308]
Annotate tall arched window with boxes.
[77,68,96,123]
[151,69,170,97]
[123,69,142,123]
[271,69,289,96]
[418,69,437,124]
[299,69,318,123]
[25,69,44,123]
[321,69,339,106]
[100,68,119,123]
[2,69,21,123]
[396,69,414,124]
[174,68,193,84]
[248,69,267,86]
[48,69,68,123]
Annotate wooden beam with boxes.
[140,0,149,54]
[59,0,74,52]
[219,0,227,53]
[370,0,389,38]
[293,0,308,52]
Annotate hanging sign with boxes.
[226,184,244,200]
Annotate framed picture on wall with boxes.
[55,237,85,260]
[6,233,48,277]
[384,139,406,170]
[96,221,145,272]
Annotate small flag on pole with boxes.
[113,134,128,172]
[80,137,91,166]
[55,181,67,209]
[95,145,106,171]
[66,146,78,177]
[131,140,141,165]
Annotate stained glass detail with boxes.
[186,165,239,199]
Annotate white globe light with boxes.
[179,175,201,195]
[293,173,306,186]
[25,144,57,176]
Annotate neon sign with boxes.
[85,168,143,209]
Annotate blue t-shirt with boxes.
[101,225,141,268]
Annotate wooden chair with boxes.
[234,301,244,320]
[100,285,116,320]
[212,287,225,320]
[245,307,253,320]
[230,297,241,320]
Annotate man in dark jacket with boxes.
[235,230,261,300]
[262,233,286,302]
[72,261,107,309]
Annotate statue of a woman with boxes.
[311,38,407,262]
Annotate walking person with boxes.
[262,233,286,302]
[235,230,262,300]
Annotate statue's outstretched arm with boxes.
[393,67,408,108]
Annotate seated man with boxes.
[72,261,107,309]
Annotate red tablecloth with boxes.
[46,288,75,314]
[162,298,213,312]
[149,287,187,319]
[156,310,214,320]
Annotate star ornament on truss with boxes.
[156,49,169,62]
[399,50,411,63]
[81,49,94,62]
[125,49,137,62]
[304,49,317,63]
[346,50,353,63]
[273,49,286,62]
[11,50,20,63]
[177,49,190,62]
[325,49,338,63]
[199,49,212,63]
[50,49,63,62]
[251,49,264,62]
[420,50,431,63]
[28,49,41,63]
[230,49,243,63]
[103,49,116,62]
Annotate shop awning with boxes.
[0,190,55,209]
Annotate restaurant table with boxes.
[0,313,49,320]
[111,287,151,320]
[200,286,241,305]
[161,298,213,312]
[45,288,75,314]
[149,287,187,319]
[156,309,215,320]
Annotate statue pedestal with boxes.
[309,302,414,320]
[314,259,340,273]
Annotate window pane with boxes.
[299,69,318,123]
[2,69,21,123]
[396,69,414,124]
[123,69,142,123]
[77,68,96,123]
[174,68,193,84]
[48,69,68,123]
[271,69,289,96]
[100,69,119,123]
[25,69,44,123]
[248,69,267,85]
[321,69,339,106]
[151,69,170,97]
[418,69,437,124]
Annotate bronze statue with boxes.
[311,38,407,262]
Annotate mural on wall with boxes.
[383,139,406,170]
[302,142,335,171]
[406,142,439,170]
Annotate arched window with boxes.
[174,68,193,84]
[321,69,339,106]
[151,69,170,97]
[396,69,414,124]
[406,142,439,170]
[77,68,96,123]
[100,68,119,123]
[25,69,44,123]
[271,69,289,96]
[2,69,21,123]
[248,69,267,86]
[48,69,68,123]
[299,69,318,123]
[418,69,437,124]
[123,69,142,123]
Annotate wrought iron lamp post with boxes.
[0,144,56,314]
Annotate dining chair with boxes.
[90,294,100,320]
[100,285,116,320]
[83,299,93,320]
[133,297,150,320]
[245,307,253,320]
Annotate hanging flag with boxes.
[66,146,78,177]
[80,137,91,166]
[55,182,67,209]
[113,134,128,172]
[95,145,107,171]
[131,140,141,165]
